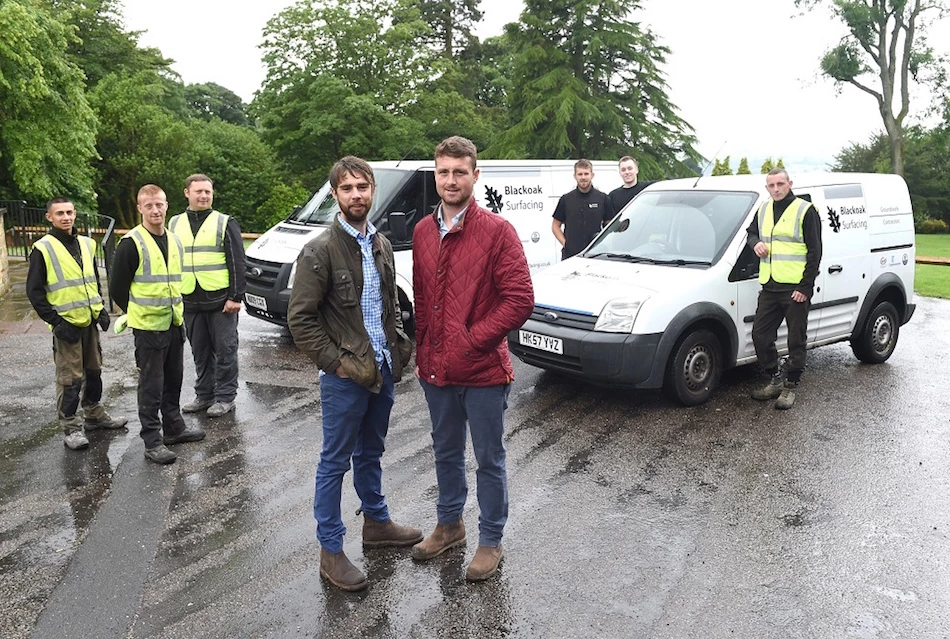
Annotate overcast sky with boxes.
[122,0,949,172]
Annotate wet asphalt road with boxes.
[2,263,949,638]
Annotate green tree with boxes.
[492,0,699,176]
[88,72,198,227]
[776,157,785,169]
[0,0,98,205]
[258,0,432,113]
[255,182,311,232]
[417,0,483,59]
[712,156,733,176]
[185,82,249,126]
[796,0,948,176]
[760,157,775,173]
[46,0,172,89]
[737,157,752,174]
[192,119,281,232]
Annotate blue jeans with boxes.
[420,380,510,547]
[314,363,394,553]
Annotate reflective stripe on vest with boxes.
[124,226,184,330]
[169,211,229,294]
[33,235,103,327]
[758,198,809,285]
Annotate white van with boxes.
[508,173,916,405]
[243,160,623,329]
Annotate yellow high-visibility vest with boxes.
[169,211,229,293]
[33,234,103,328]
[758,198,809,284]
[124,225,184,330]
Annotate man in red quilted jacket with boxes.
[410,136,534,581]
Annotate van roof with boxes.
[369,159,621,171]
[653,172,907,194]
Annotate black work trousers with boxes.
[133,325,187,449]
[752,288,810,381]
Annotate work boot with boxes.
[63,430,89,450]
[163,426,206,446]
[751,371,785,401]
[181,399,214,414]
[206,401,235,418]
[466,544,504,582]
[774,382,798,410]
[84,413,129,431]
[319,548,368,592]
[362,515,424,548]
[411,520,466,561]
[144,444,177,464]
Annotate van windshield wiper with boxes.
[648,258,712,267]
[586,252,654,263]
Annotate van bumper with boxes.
[508,319,663,387]
[244,257,292,326]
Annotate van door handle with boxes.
[828,265,843,274]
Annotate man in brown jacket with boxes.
[288,156,419,592]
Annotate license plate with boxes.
[245,293,267,310]
[519,330,563,354]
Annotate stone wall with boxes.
[0,208,9,299]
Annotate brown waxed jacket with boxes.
[288,217,412,392]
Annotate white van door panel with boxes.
[810,184,869,341]
[476,167,558,271]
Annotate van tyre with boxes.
[851,300,899,364]
[664,329,722,406]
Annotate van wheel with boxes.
[664,329,722,406]
[851,301,899,364]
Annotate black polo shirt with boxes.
[553,187,613,258]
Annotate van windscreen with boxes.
[286,169,412,226]
[585,190,758,266]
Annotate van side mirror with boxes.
[390,211,408,242]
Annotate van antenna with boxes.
[693,140,727,188]
[396,143,422,168]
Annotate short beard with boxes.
[340,204,369,226]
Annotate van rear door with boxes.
[476,166,558,270]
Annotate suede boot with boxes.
[751,371,785,401]
[362,515,423,548]
[466,544,504,582]
[319,548,368,592]
[411,519,466,561]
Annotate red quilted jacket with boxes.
[412,199,534,387]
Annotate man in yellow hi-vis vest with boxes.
[746,168,823,409]
[110,185,206,465]
[168,174,246,418]
[27,197,129,451]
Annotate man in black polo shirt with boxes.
[608,156,657,213]
[551,159,614,259]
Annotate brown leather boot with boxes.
[465,544,504,581]
[319,548,368,591]
[362,515,424,548]
[410,519,466,561]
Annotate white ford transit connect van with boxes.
[243,160,622,329]
[508,173,916,405]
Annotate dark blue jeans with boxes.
[314,363,394,553]
[420,380,510,547]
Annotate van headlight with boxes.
[594,298,646,333]
[286,261,298,289]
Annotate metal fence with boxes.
[1,199,117,269]
[1,199,118,308]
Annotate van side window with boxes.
[379,171,440,248]
[729,243,759,282]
